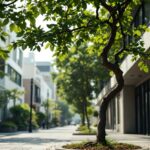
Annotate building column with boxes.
[121,86,136,133]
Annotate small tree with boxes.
[42,98,55,128]
[0,89,23,120]
[10,103,38,130]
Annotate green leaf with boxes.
[138,61,149,73]
[10,24,21,33]
[45,42,51,49]
[3,18,9,26]
[0,36,6,42]
[134,30,141,36]
[7,44,13,51]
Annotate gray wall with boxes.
[122,86,136,133]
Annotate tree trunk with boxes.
[97,99,108,144]
[81,100,85,125]
[84,99,90,130]
[81,113,85,126]
[3,99,8,120]
[96,66,124,144]
[13,98,16,107]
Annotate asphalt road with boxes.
[0,125,95,150]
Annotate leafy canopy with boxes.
[0,0,149,69]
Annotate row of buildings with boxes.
[97,0,150,135]
[0,47,56,121]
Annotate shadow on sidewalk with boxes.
[0,137,71,145]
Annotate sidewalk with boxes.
[106,130,150,150]
[0,127,149,150]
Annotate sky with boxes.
[23,48,54,62]
[23,14,56,62]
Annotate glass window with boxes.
[34,85,41,103]
[0,59,5,72]
[7,65,22,86]
[37,66,50,72]
[16,49,23,67]
[12,49,17,62]
[144,0,150,25]
[135,78,150,135]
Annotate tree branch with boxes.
[114,21,126,64]
[2,0,17,7]
[99,0,113,12]
[96,6,100,19]
[114,0,132,64]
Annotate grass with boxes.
[62,140,141,150]
[75,125,96,135]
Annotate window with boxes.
[0,59,5,73]
[12,48,23,67]
[37,66,50,72]
[144,0,150,25]
[34,85,41,103]
[135,78,150,135]
[17,49,23,67]
[7,65,22,86]
[12,49,17,62]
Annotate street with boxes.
[0,126,150,150]
[0,125,95,150]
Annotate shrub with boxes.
[0,121,17,132]
[10,103,39,131]
[51,117,60,127]
[93,110,99,117]
[36,112,46,127]
[77,125,88,131]
[76,125,96,135]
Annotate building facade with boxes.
[0,27,24,121]
[23,53,52,112]
[97,0,150,135]
[36,61,57,101]
[0,49,24,121]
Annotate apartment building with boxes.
[97,0,150,135]
[36,61,57,101]
[0,26,24,121]
[23,53,52,112]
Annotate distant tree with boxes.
[42,98,55,129]
[55,44,109,129]
[57,100,73,126]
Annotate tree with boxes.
[9,89,24,106]
[56,100,73,126]
[55,44,109,129]
[1,0,150,144]
[42,98,55,128]
[10,103,39,130]
[0,88,23,119]
[0,0,26,58]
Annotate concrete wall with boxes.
[122,86,136,133]
[23,79,31,104]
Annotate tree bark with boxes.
[96,66,124,144]
[81,100,85,125]
[84,99,90,130]
[97,99,108,144]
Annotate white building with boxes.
[23,53,52,112]
[36,61,57,101]
[0,30,24,121]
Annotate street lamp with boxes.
[29,78,33,133]
[46,91,49,129]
